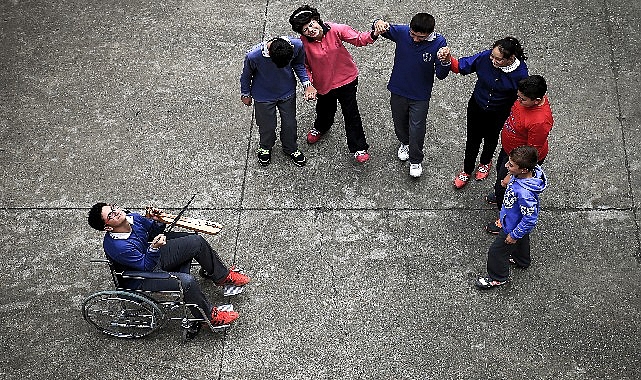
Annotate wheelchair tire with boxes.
[82,290,166,339]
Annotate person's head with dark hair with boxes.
[490,37,527,68]
[494,37,527,61]
[88,203,127,231]
[268,37,294,68]
[88,202,108,231]
[289,5,324,39]
[517,75,547,101]
[409,13,435,34]
[407,13,435,43]
[509,145,538,174]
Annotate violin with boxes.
[146,207,223,235]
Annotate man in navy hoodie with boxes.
[475,145,547,289]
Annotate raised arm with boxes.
[336,23,377,47]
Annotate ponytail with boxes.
[493,36,527,61]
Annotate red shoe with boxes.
[210,307,239,326]
[354,150,370,163]
[453,171,470,189]
[216,266,250,286]
[475,162,491,180]
[307,128,322,144]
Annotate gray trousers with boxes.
[390,93,430,164]
[255,95,298,154]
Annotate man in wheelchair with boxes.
[88,202,250,327]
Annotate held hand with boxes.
[373,20,389,36]
[241,96,253,106]
[437,46,451,62]
[304,85,317,101]
[505,234,517,245]
[151,234,167,249]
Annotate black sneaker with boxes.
[256,148,271,166]
[485,192,497,204]
[475,276,507,289]
[289,150,306,167]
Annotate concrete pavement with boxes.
[1,0,639,379]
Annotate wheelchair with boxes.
[82,258,240,340]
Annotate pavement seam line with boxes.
[602,0,641,263]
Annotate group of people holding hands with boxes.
[86,5,554,335]
[241,5,554,289]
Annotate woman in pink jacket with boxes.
[289,5,383,163]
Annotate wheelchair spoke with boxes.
[82,290,166,339]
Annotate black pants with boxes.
[487,229,531,282]
[314,78,369,153]
[134,232,229,318]
[463,97,511,174]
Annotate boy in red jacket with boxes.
[486,75,553,233]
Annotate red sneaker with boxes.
[210,307,239,326]
[475,162,491,180]
[216,267,250,287]
[307,128,322,144]
[453,171,470,189]
[354,150,370,163]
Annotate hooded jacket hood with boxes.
[513,165,547,195]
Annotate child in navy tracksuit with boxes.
[475,145,547,289]
[373,13,450,178]
[240,36,316,167]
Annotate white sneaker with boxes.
[409,163,422,177]
[397,144,409,161]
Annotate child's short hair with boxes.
[269,38,294,68]
[510,145,538,171]
[409,13,435,34]
[518,75,547,100]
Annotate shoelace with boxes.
[458,173,469,180]
[309,129,320,136]
[477,165,490,173]
[211,309,222,323]
[228,271,246,285]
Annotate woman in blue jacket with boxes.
[439,37,529,189]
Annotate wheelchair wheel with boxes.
[82,290,166,339]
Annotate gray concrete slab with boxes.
[1,0,640,379]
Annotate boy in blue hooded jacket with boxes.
[475,145,547,289]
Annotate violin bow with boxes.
[165,193,196,234]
